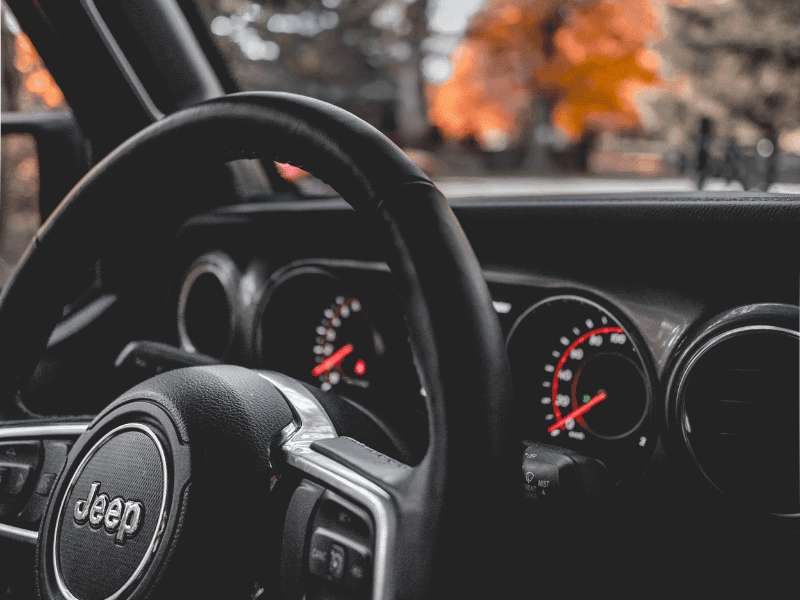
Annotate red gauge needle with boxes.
[312,344,353,377]
[547,391,607,433]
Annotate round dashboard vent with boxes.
[177,252,239,359]
[670,305,799,516]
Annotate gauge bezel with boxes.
[254,261,394,396]
[176,251,240,360]
[253,263,340,368]
[506,292,659,491]
[664,303,800,524]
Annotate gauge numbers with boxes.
[312,295,377,391]
[259,266,386,397]
[507,295,655,485]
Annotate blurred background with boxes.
[187,0,800,192]
[1,6,67,285]
[2,0,800,229]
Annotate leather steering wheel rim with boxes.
[0,92,519,598]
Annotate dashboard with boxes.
[9,189,798,593]
[166,192,800,535]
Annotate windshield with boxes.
[193,0,800,195]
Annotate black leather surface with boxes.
[373,182,520,598]
[312,437,412,487]
[0,92,518,598]
[110,365,293,475]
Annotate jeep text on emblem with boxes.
[73,481,144,544]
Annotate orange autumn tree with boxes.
[429,0,663,160]
[428,0,564,149]
[541,0,662,139]
[12,33,65,110]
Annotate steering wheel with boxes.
[0,93,519,600]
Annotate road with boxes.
[434,177,800,198]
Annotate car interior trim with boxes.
[0,423,89,440]
[177,251,239,358]
[79,0,163,120]
[48,294,117,348]
[0,522,38,544]
[260,371,395,600]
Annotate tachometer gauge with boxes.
[507,295,656,485]
[259,266,384,396]
[312,295,381,391]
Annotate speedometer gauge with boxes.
[507,295,656,485]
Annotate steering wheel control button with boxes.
[344,545,370,589]
[0,440,41,461]
[53,423,168,600]
[34,472,56,496]
[308,529,339,579]
[17,441,73,525]
[0,440,41,500]
[42,440,71,472]
[327,542,346,579]
[1,465,30,495]
[307,492,374,596]
[309,529,371,590]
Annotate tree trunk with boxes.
[522,97,553,174]
[394,0,429,146]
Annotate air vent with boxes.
[678,326,799,515]
[177,252,239,359]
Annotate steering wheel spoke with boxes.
[0,422,87,545]
[265,371,401,600]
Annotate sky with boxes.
[428,0,487,36]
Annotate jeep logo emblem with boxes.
[73,482,144,544]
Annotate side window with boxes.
[1,2,68,287]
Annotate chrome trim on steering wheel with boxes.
[0,522,38,543]
[0,423,88,440]
[260,371,397,600]
[259,371,336,447]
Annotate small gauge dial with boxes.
[311,295,380,392]
[507,295,655,485]
[259,266,384,396]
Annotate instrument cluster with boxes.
[175,255,425,411]
[175,253,799,518]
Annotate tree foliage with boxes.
[428,0,663,148]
